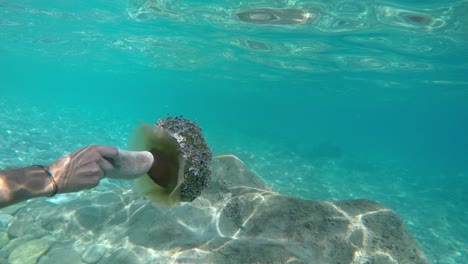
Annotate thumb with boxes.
[107,149,154,179]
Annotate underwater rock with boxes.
[38,247,82,264]
[129,155,428,263]
[103,155,426,263]
[0,222,10,247]
[208,154,270,192]
[236,8,316,25]
[8,238,50,264]
[75,206,104,231]
[97,247,139,264]
[0,213,13,228]
[81,244,106,264]
[0,235,34,261]
[7,213,29,238]
[7,211,46,238]
[0,230,9,247]
[0,203,26,216]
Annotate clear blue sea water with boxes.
[1,0,467,263]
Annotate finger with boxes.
[82,176,102,190]
[94,146,120,167]
[99,158,114,178]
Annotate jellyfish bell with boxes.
[130,117,212,207]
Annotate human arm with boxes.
[0,165,57,208]
[0,145,153,208]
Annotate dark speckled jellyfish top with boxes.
[156,116,212,202]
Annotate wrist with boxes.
[27,166,57,197]
[0,166,58,208]
[35,165,58,197]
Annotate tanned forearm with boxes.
[0,166,54,208]
[0,146,154,209]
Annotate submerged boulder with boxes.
[121,155,428,263]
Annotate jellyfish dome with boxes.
[130,116,212,206]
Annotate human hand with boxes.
[47,146,154,194]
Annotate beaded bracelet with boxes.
[34,165,58,197]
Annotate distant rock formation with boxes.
[0,155,428,264]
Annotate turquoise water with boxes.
[1,0,467,263]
